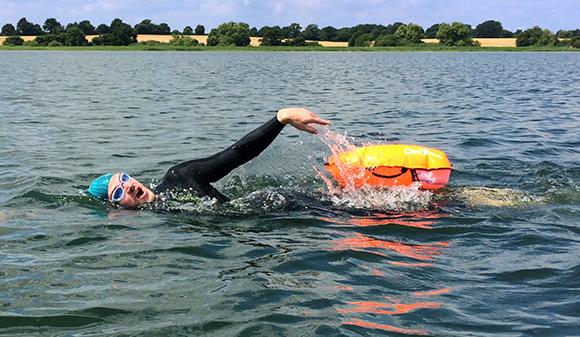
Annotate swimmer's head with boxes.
[88,172,155,208]
[88,173,112,199]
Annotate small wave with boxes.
[488,267,561,283]
[0,167,36,205]
[0,307,131,329]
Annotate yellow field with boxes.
[422,38,516,47]
[0,34,99,44]
[0,35,36,43]
[316,40,348,47]
[0,35,558,48]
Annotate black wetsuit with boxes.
[153,116,285,202]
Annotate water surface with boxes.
[0,51,579,336]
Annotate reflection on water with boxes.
[321,209,447,229]
[338,284,450,335]
[323,211,450,335]
[343,319,430,335]
[331,233,448,262]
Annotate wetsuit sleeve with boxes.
[183,117,285,182]
[162,116,285,189]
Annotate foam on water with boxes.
[450,186,543,208]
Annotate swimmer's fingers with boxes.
[305,113,330,126]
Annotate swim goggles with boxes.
[110,172,131,203]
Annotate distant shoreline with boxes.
[1,34,578,52]
[1,44,577,52]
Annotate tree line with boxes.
[2,17,579,48]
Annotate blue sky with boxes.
[1,0,578,32]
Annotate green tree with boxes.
[260,26,283,46]
[425,24,440,38]
[284,23,301,38]
[351,33,373,47]
[348,32,361,46]
[335,27,352,42]
[48,40,63,47]
[473,20,503,38]
[571,37,580,48]
[169,35,199,46]
[2,35,24,45]
[91,35,113,45]
[257,26,269,37]
[207,22,251,46]
[500,29,514,38]
[386,22,405,35]
[64,25,87,46]
[183,26,194,35]
[537,29,555,45]
[249,27,258,36]
[43,18,63,34]
[96,24,110,34]
[195,24,205,35]
[284,36,306,46]
[157,23,171,34]
[1,23,16,36]
[374,34,400,47]
[17,17,32,35]
[17,17,43,35]
[111,19,136,45]
[134,19,155,34]
[394,23,424,44]
[107,18,123,30]
[35,34,54,45]
[516,26,544,46]
[320,26,337,41]
[302,24,321,40]
[35,33,66,46]
[556,30,572,38]
[436,22,476,46]
[94,18,136,46]
[78,20,96,35]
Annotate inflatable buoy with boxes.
[324,144,452,189]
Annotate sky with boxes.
[0,0,578,32]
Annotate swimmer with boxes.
[87,108,329,208]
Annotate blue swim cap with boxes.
[88,173,113,199]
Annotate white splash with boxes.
[315,127,433,212]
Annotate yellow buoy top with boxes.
[328,144,452,169]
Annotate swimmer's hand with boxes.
[277,108,330,134]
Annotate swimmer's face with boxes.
[108,172,156,208]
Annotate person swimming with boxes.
[87,108,330,209]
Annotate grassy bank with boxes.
[0,43,577,52]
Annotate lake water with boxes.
[0,51,579,336]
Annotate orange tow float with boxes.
[324,144,453,190]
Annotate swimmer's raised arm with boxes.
[277,107,330,134]
[157,108,329,197]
